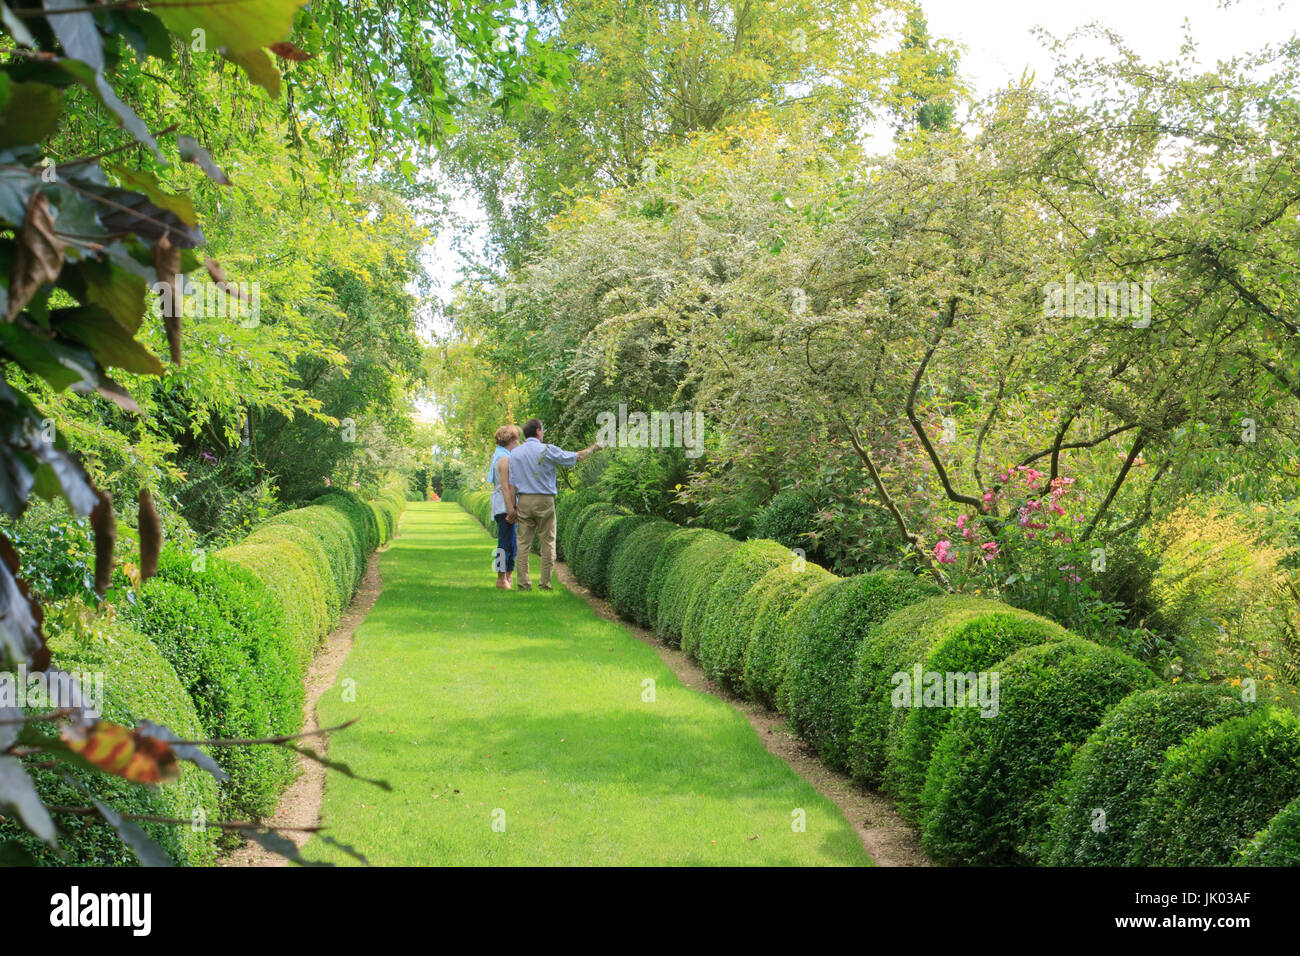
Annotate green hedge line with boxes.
[0,617,220,866]
[9,488,405,866]
[458,488,1290,868]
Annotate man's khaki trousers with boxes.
[514,493,557,589]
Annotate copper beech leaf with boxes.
[60,719,181,784]
[6,191,63,321]
[137,487,161,582]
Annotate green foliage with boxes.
[572,512,652,598]
[784,571,941,770]
[872,597,1070,810]
[555,488,602,559]
[656,531,740,650]
[0,613,218,866]
[695,539,794,690]
[607,519,676,627]
[1131,707,1300,866]
[3,512,96,604]
[127,567,298,820]
[645,527,707,634]
[752,491,819,553]
[1237,795,1300,866]
[1048,683,1255,867]
[742,565,836,710]
[920,638,1157,866]
[561,502,618,570]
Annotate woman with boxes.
[489,424,521,589]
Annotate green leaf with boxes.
[152,0,307,57]
[50,305,165,375]
[0,82,63,149]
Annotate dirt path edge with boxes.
[554,562,932,868]
[220,546,387,867]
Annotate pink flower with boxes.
[934,540,957,564]
[980,541,1000,560]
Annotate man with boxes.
[504,419,602,591]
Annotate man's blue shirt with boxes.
[507,437,578,495]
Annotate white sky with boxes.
[414,0,1296,419]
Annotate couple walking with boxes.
[489,419,602,590]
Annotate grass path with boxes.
[307,502,870,866]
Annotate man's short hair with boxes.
[523,419,543,439]
[494,424,521,447]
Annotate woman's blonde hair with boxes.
[494,424,522,447]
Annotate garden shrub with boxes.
[1237,794,1300,866]
[561,501,617,567]
[920,637,1157,866]
[645,527,706,633]
[872,597,1070,808]
[555,488,601,559]
[317,490,380,553]
[128,575,299,820]
[784,571,941,769]
[0,615,218,866]
[742,564,836,710]
[753,490,818,552]
[694,539,794,689]
[608,519,677,626]
[573,512,653,597]
[1130,706,1300,866]
[219,531,331,657]
[657,530,740,650]
[263,502,364,610]
[1047,683,1255,866]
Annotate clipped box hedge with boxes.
[607,519,677,626]
[694,539,794,690]
[784,571,942,771]
[658,530,740,651]
[920,637,1157,865]
[573,512,654,598]
[1131,706,1300,866]
[1048,683,1255,866]
[742,564,835,710]
[871,597,1070,809]
[1237,794,1300,866]
[0,618,219,866]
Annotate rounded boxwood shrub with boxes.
[920,637,1157,866]
[572,510,645,596]
[1047,683,1255,866]
[870,596,1070,807]
[658,530,740,651]
[555,488,602,560]
[608,519,676,626]
[128,575,299,820]
[219,531,331,656]
[784,571,941,770]
[1130,706,1300,866]
[263,503,363,612]
[694,539,794,690]
[645,527,706,634]
[742,564,836,710]
[318,490,380,553]
[752,490,818,551]
[0,616,219,866]
[561,501,616,568]
[1237,794,1300,866]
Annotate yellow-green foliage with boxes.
[1142,504,1290,684]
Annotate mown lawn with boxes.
[307,502,870,866]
